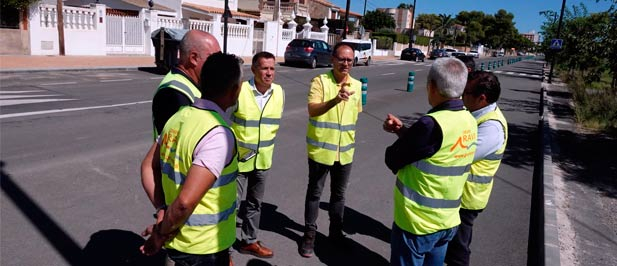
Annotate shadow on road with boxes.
[1,161,166,265]
[0,161,83,265]
[82,229,166,266]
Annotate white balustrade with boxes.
[222,24,250,38]
[39,4,96,30]
[281,29,295,41]
[157,17,184,29]
[189,19,213,33]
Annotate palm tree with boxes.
[436,13,454,47]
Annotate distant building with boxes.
[376,7,414,33]
[521,30,539,43]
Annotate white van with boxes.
[341,39,373,66]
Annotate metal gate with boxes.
[253,28,264,54]
[106,15,145,54]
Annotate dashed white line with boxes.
[0,90,42,94]
[381,73,396,76]
[100,79,133,83]
[0,100,151,119]
[520,73,528,76]
[507,72,515,75]
[39,82,77,86]
[0,94,58,100]
[150,77,162,79]
[0,98,75,107]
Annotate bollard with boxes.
[480,62,485,71]
[361,77,368,106]
[487,62,492,70]
[407,72,415,92]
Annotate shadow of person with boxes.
[82,229,166,266]
[257,202,305,243]
[311,226,390,265]
[319,202,391,244]
[246,258,273,266]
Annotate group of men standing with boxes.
[138,29,508,266]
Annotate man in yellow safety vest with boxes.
[300,42,362,258]
[383,57,478,266]
[445,71,508,266]
[139,52,242,266]
[230,51,284,258]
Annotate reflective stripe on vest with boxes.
[231,82,284,172]
[160,106,237,255]
[461,106,508,210]
[395,179,461,208]
[306,72,361,166]
[152,71,201,139]
[394,109,477,235]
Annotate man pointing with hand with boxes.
[300,42,362,258]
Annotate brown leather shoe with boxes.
[238,241,274,258]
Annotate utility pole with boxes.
[223,0,231,53]
[363,0,367,16]
[408,0,416,48]
[548,0,566,84]
[342,0,350,39]
[56,0,65,55]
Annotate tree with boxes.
[1,0,39,9]
[435,14,454,47]
[415,13,440,36]
[361,10,396,31]
[397,3,413,9]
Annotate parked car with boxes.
[341,39,373,66]
[517,51,525,56]
[429,49,448,59]
[467,50,479,58]
[445,48,458,57]
[284,39,332,68]
[400,47,425,62]
[451,51,466,57]
[492,51,505,57]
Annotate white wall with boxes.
[29,4,106,55]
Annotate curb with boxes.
[541,82,562,266]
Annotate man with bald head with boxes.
[151,30,221,139]
[300,42,362,258]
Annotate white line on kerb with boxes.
[0,100,152,119]
[100,79,133,83]
[39,82,78,86]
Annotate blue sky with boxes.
[330,0,614,33]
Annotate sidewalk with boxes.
[0,55,399,73]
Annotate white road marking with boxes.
[0,100,151,119]
[100,79,133,83]
[520,73,528,76]
[0,98,75,107]
[150,77,162,79]
[507,72,515,75]
[494,71,503,73]
[381,73,396,76]
[39,82,77,86]
[0,90,42,94]
[0,94,58,100]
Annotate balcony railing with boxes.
[262,1,309,19]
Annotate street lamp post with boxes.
[408,0,417,48]
[548,0,566,84]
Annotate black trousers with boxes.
[304,159,352,234]
[167,248,230,266]
[444,208,483,266]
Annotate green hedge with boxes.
[373,36,393,49]
[414,36,430,46]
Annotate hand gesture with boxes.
[336,85,355,102]
[383,114,403,134]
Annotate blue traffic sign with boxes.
[550,39,563,50]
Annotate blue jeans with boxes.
[167,248,230,266]
[390,222,458,266]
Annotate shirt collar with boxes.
[192,98,232,125]
[172,67,198,88]
[328,70,351,86]
[428,99,465,113]
[249,78,273,96]
[471,102,497,119]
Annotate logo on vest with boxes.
[451,129,476,159]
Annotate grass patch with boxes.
[564,71,617,131]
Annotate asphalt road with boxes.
[0,58,544,266]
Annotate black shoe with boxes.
[299,231,315,258]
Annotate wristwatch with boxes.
[152,204,167,219]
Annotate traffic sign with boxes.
[550,39,563,50]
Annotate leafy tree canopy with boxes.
[361,10,396,31]
[2,0,39,9]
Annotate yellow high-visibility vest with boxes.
[306,72,361,166]
[461,106,508,210]
[160,106,237,255]
[152,71,201,139]
[394,109,477,235]
[231,81,284,172]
